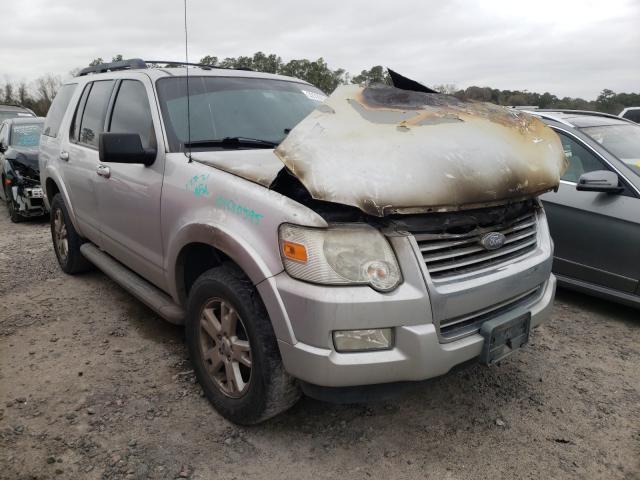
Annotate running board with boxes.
[80,243,185,325]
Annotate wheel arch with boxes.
[44,174,83,234]
[169,222,281,307]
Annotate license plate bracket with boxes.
[479,313,531,365]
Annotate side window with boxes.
[70,84,92,143]
[78,80,115,148]
[0,123,7,146]
[558,132,608,183]
[43,83,77,138]
[108,80,157,149]
[623,110,640,123]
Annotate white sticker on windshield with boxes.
[301,90,327,102]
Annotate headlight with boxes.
[278,223,402,291]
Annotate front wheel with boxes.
[186,264,300,424]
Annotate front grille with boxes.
[414,211,538,280]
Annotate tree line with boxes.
[2,52,637,117]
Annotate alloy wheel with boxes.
[53,209,69,262]
[199,298,252,398]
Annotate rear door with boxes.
[542,129,640,294]
[94,77,167,289]
[63,80,116,243]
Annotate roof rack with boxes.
[76,58,253,77]
[77,58,147,76]
[148,60,253,72]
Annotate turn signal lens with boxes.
[282,240,308,263]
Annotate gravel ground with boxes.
[0,208,639,480]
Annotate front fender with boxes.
[167,220,277,300]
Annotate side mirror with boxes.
[99,133,156,166]
[576,170,623,194]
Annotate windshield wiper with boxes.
[184,137,279,149]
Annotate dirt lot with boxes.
[0,209,639,480]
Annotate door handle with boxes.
[59,151,69,161]
[96,164,111,178]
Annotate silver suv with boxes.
[40,59,566,424]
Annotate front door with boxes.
[94,78,166,289]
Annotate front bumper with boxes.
[277,274,555,387]
[262,212,556,388]
[10,185,46,216]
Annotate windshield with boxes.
[156,76,326,152]
[0,111,35,122]
[580,124,640,176]
[10,123,43,147]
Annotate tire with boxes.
[50,193,92,274]
[186,264,301,424]
[5,184,22,223]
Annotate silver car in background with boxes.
[530,110,640,308]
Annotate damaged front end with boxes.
[273,82,567,218]
[4,151,46,219]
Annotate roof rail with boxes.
[146,60,213,70]
[77,58,148,76]
[147,60,253,71]
[535,109,622,120]
[76,58,254,77]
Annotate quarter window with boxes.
[558,132,608,183]
[108,80,156,149]
[78,80,115,148]
[43,84,77,138]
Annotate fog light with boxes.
[333,328,393,352]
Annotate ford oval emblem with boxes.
[480,232,506,250]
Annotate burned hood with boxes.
[274,84,567,216]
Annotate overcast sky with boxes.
[1,0,638,99]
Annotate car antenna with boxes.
[183,0,192,162]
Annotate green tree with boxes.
[279,57,346,92]
[351,66,389,85]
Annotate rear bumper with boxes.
[278,274,555,387]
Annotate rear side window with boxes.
[78,80,115,148]
[43,84,77,137]
[109,80,156,149]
